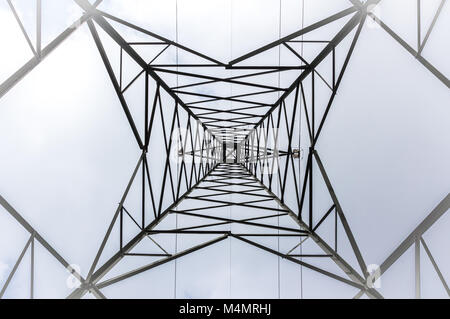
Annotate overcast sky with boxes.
[0,0,449,299]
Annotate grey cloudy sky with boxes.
[0,0,449,299]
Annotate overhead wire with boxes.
[299,0,305,300]
[229,0,233,299]
[277,0,282,300]
[174,0,179,300]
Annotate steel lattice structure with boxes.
[0,0,449,299]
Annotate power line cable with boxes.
[299,0,305,300]
[174,0,179,300]
[277,0,282,300]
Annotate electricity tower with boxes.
[0,0,449,299]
